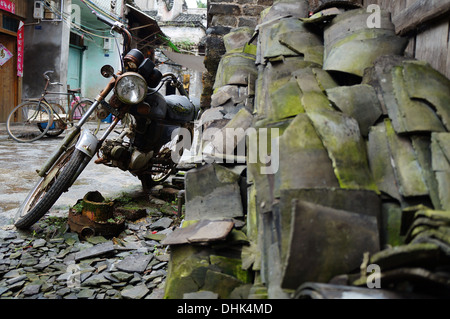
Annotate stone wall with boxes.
[201,0,274,109]
[164,0,450,299]
[208,0,273,29]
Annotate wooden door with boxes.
[0,32,17,122]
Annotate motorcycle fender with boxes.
[75,130,99,158]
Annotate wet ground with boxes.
[0,123,143,226]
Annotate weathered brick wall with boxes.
[209,0,273,29]
[201,0,274,109]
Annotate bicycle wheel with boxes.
[38,103,66,137]
[14,145,90,229]
[7,101,52,142]
[69,99,101,134]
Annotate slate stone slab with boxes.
[184,290,219,299]
[150,217,173,230]
[23,284,41,296]
[32,238,47,248]
[74,242,115,261]
[412,136,442,210]
[214,52,257,89]
[0,230,16,240]
[223,26,254,52]
[259,0,308,25]
[121,284,149,299]
[305,105,378,192]
[261,18,323,64]
[161,219,235,245]
[431,133,450,210]
[323,8,408,77]
[115,254,153,273]
[281,200,379,289]
[326,84,382,137]
[402,61,450,131]
[385,119,429,197]
[391,65,445,133]
[324,34,408,77]
[277,113,339,191]
[367,122,401,202]
[324,8,395,51]
[82,273,110,287]
[369,242,441,271]
[279,188,381,263]
[184,164,244,220]
[211,107,254,155]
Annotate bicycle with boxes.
[6,71,101,143]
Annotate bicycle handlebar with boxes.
[42,71,63,86]
[43,70,54,81]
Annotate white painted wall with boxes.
[161,26,205,44]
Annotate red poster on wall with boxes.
[0,0,15,14]
[17,21,24,77]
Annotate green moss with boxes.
[72,201,83,213]
[210,255,252,284]
[306,108,378,192]
[268,79,305,121]
[164,245,211,299]
[214,164,241,184]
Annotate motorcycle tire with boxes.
[14,148,88,229]
[139,159,176,192]
[138,129,191,191]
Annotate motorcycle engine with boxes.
[98,140,131,171]
[98,139,154,172]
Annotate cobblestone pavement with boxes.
[0,123,142,226]
[0,123,182,299]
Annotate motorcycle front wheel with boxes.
[14,146,90,229]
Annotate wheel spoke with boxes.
[7,101,52,142]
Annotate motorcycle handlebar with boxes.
[162,73,190,98]
[93,10,115,28]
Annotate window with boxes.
[0,12,21,36]
[2,14,19,32]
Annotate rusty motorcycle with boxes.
[14,13,199,229]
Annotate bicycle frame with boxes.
[36,70,86,124]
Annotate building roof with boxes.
[144,11,206,30]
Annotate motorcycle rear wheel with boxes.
[138,129,190,191]
[14,147,89,229]
[139,157,176,191]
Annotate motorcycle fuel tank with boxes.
[165,95,197,122]
[143,90,167,119]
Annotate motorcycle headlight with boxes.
[115,72,147,104]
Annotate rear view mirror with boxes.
[101,65,115,78]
